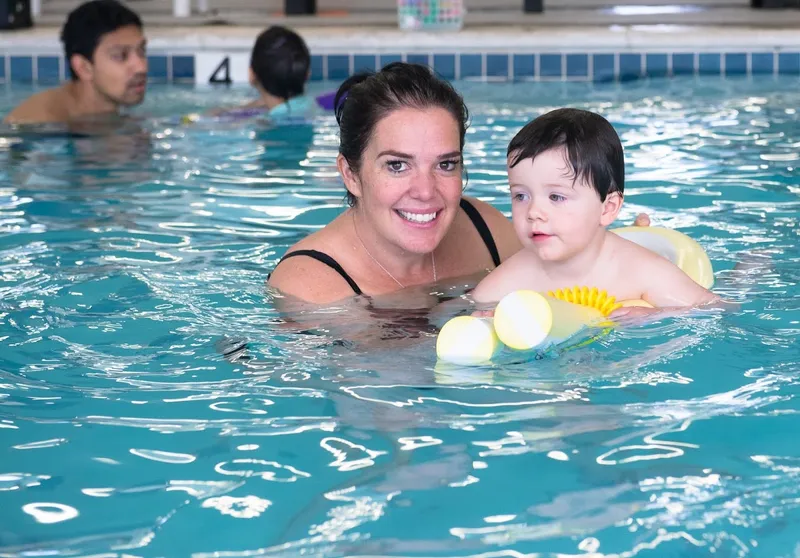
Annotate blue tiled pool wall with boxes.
[1,51,799,83]
[0,54,196,84]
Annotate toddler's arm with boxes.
[640,254,720,308]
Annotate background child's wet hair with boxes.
[334,62,469,206]
[61,0,142,80]
[250,26,310,101]
[507,108,624,200]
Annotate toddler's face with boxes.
[507,146,620,262]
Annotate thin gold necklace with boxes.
[352,214,436,289]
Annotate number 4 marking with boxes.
[210,57,231,84]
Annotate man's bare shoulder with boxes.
[4,87,71,125]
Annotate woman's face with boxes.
[341,106,464,256]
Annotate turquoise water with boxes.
[0,78,798,557]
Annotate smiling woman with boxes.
[267,62,523,305]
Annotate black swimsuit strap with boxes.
[459,198,501,267]
[274,249,363,295]
[271,199,500,296]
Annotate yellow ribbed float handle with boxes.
[546,286,623,317]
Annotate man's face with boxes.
[80,25,148,107]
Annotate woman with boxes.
[268,63,647,305]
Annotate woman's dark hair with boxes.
[334,62,469,206]
[250,26,310,101]
[508,108,624,201]
[61,0,143,80]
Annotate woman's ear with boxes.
[600,191,623,226]
[337,154,361,200]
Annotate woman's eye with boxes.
[439,159,460,171]
[387,161,406,172]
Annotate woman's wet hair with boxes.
[334,62,469,206]
[250,26,310,101]
[508,108,624,201]
[61,0,143,80]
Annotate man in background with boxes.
[4,0,148,125]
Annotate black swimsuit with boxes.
[271,198,501,295]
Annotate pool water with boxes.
[0,78,798,557]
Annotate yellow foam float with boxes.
[435,226,714,366]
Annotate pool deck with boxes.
[2,1,800,53]
[3,5,800,84]
[25,2,800,28]
[3,23,800,54]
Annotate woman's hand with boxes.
[633,213,651,227]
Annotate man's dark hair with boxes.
[61,0,143,80]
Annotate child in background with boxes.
[192,26,317,123]
[244,25,315,118]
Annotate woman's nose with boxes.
[410,170,436,200]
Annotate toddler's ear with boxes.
[600,191,623,226]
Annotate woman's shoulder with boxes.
[459,196,521,261]
[268,253,353,304]
[267,218,357,304]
